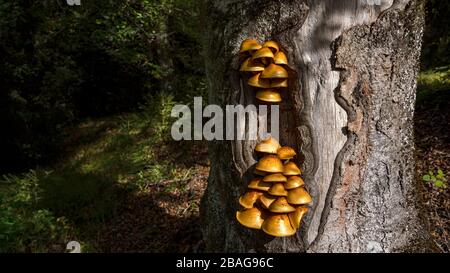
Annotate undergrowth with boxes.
[0,92,198,252]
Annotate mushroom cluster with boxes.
[236,136,312,237]
[239,39,289,103]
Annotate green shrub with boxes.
[417,66,450,92]
[416,66,450,108]
[423,169,448,189]
[0,170,71,252]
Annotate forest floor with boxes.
[0,69,448,253]
[415,66,450,252]
[56,111,210,252]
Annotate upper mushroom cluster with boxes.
[236,136,312,237]
[239,39,289,103]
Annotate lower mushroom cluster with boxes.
[236,136,312,237]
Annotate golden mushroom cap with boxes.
[287,187,312,205]
[248,73,271,88]
[268,183,288,197]
[263,173,287,183]
[283,161,302,176]
[256,89,282,103]
[269,197,296,213]
[261,64,289,79]
[262,214,296,237]
[288,206,308,229]
[262,41,280,53]
[247,178,271,191]
[255,135,281,154]
[239,191,263,209]
[239,58,265,72]
[259,193,277,209]
[240,39,262,54]
[277,146,297,160]
[270,78,288,88]
[254,169,267,176]
[285,176,305,190]
[251,47,275,61]
[236,207,265,229]
[256,155,284,173]
[274,51,288,65]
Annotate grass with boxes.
[0,170,72,252]
[0,92,204,252]
[417,65,450,104]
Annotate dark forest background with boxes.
[0,0,448,252]
[0,0,205,173]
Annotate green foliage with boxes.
[417,66,450,92]
[0,171,71,252]
[0,0,204,173]
[416,66,450,109]
[86,0,174,79]
[138,91,176,139]
[423,169,448,189]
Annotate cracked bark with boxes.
[200,0,435,253]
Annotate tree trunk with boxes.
[200,0,434,253]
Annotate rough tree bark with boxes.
[200,0,435,252]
